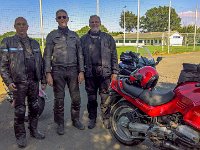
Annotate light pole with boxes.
[193,2,198,51]
[96,0,99,16]
[136,0,140,52]
[39,0,44,51]
[168,0,171,54]
[123,6,126,46]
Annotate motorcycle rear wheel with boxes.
[110,100,144,146]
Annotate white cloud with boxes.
[178,11,200,17]
[178,11,200,26]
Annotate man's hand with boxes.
[46,73,53,86]
[41,84,47,90]
[78,72,85,84]
[8,83,17,91]
[111,74,117,81]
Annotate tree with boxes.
[0,31,16,42]
[198,27,200,33]
[76,26,90,36]
[110,31,123,36]
[100,25,109,33]
[140,6,181,32]
[119,11,137,32]
[76,25,109,37]
[178,25,200,33]
[178,25,194,33]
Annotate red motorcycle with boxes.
[107,65,200,150]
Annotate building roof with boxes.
[114,31,182,40]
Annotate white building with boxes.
[114,32,183,46]
[169,32,183,46]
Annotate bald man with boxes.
[0,17,46,148]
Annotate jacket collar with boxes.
[58,26,69,35]
[14,34,31,42]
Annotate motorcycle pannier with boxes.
[178,63,200,84]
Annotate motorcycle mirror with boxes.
[156,57,162,62]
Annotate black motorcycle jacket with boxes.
[81,31,119,77]
[43,28,84,73]
[0,35,46,86]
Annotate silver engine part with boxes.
[128,122,200,145]
[128,122,172,136]
[176,125,200,144]
[129,122,149,133]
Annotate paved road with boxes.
[0,84,154,150]
[1,51,200,150]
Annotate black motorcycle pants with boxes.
[13,80,39,139]
[85,76,110,120]
[52,66,81,125]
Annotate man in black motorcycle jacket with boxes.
[81,15,119,129]
[43,9,85,135]
[0,17,46,148]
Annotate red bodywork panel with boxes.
[111,80,200,130]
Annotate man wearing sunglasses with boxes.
[44,9,85,135]
[0,17,46,148]
[81,15,118,129]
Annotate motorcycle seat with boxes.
[122,79,144,98]
[139,89,175,106]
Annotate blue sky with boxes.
[0,0,199,37]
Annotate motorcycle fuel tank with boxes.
[175,82,200,130]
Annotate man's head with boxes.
[56,9,69,28]
[89,15,101,33]
[14,17,29,37]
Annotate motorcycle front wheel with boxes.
[110,100,144,146]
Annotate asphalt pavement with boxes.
[0,83,155,150]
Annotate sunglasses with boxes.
[57,16,67,19]
[15,23,27,26]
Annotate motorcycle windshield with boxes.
[138,46,153,60]
[137,46,155,66]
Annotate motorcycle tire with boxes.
[110,100,144,146]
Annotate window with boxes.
[131,40,136,43]
[173,36,181,38]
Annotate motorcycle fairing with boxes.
[111,79,200,130]
[175,82,200,130]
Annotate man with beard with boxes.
[81,15,119,129]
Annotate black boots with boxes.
[72,120,85,130]
[14,123,27,148]
[57,124,64,135]
[88,119,96,129]
[16,137,27,148]
[29,118,45,139]
[30,129,45,139]
[56,120,85,135]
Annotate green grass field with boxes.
[116,46,200,57]
[40,45,200,57]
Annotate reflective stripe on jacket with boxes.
[0,35,45,86]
